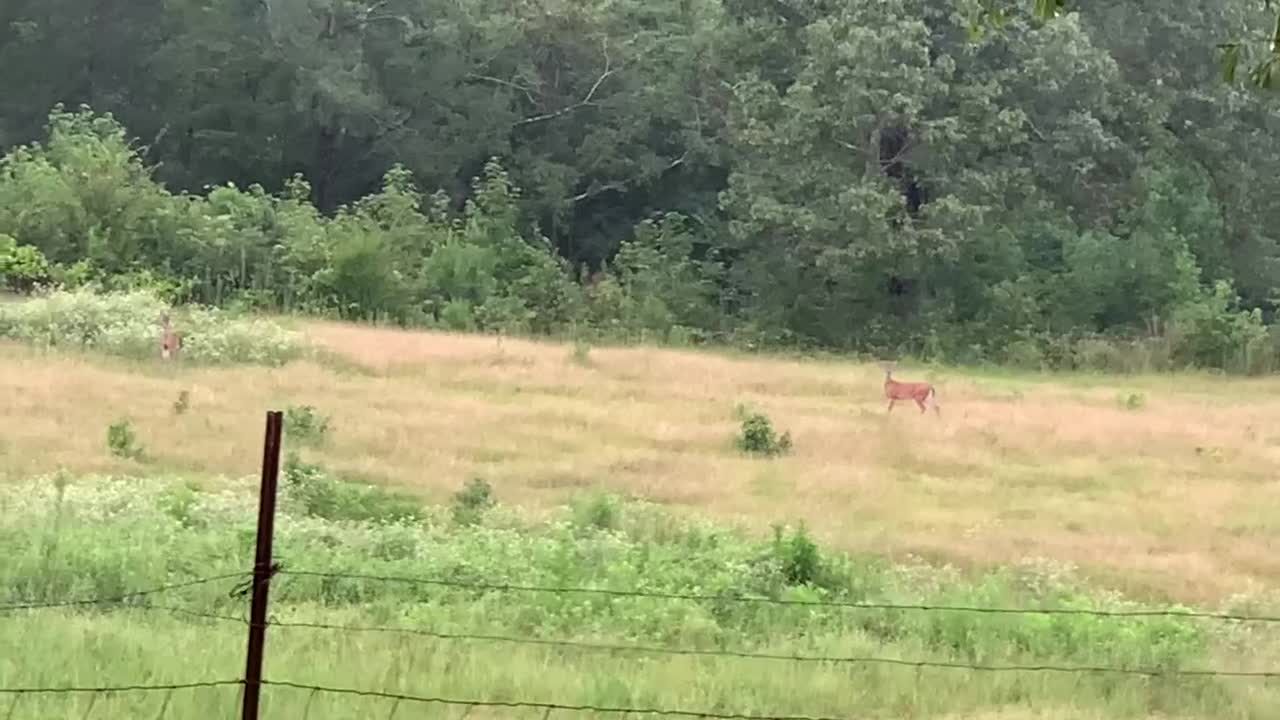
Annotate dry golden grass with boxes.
[3,321,1280,604]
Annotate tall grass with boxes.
[2,474,1277,719]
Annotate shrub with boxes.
[770,523,823,587]
[570,491,622,532]
[450,477,496,526]
[282,452,421,524]
[284,405,331,445]
[1117,391,1146,411]
[106,418,143,460]
[0,234,52,293]
[736,411,792,457]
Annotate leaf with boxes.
[1218,43,1241,84]
[1033,0,1065,21]
[1250,55,1280,90]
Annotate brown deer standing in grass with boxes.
[881,361,939,416]
[159,313,182,361]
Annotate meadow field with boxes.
[4,304,1280,718]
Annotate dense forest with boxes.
[2,0,1279,372]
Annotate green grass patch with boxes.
[0,475,1276,719]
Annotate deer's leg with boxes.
[914,397,927,413]
[886,399,896,413]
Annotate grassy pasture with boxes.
[2,475,1279,720]
[5,314,1280,718]
[2,321,1280,603]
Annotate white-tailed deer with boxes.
[159,314,182,361]
[881,361,939,416]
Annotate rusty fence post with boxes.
[241,410,284,720]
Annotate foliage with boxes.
[569,492,623,533]
[284,405,332,446]
[1,2,1279,374]
[1117,392,1146,411]
[105,419,142,461]
[0,233,51,292]
[769,523,825,588]
[0,288,304,365]
[0,474,1244,720]
[282,452,422,524]
[450,477,497,526]
[736,412,793,457]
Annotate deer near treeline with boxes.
[880,361,939,416]
[159,313,183,361]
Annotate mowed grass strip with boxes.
[3,320,1280,602]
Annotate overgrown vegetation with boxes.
[736,411,793,457]
[1,0,1278,374]
[283,405,331,446]
[1,474,1274,719]
[0,288,303,365]
[105,418,143,461]
[450,477,497,526]
[281,452,421,524]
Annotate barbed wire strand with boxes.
[262,618,1280,678]
[260,680,848,720]
[138,604,248,625]
[0,680,243,696]
[280,570,1280,624]
[0,574,248,613]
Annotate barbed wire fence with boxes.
[3,411,1280,719]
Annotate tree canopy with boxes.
[1,0,1278,372]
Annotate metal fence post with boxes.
[241,410,284,720]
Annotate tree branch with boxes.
[565,151,688,204]
[515,39,616,127]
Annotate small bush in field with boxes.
[106,418,143,460]
[284,405,331,445]
[451,477,496,525]
[570,491,622,532]
[736,411,792,457]
[172,390,191,415]
[1117,391,1146,411]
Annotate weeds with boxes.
[0,475,1247,719]
[106,418,143,460]
[570,491,622,532]
[1117,391,1147,410]
[770,522,823,587]
[284,405,331,445]
[450,477,496,525]
[282,452,420,523]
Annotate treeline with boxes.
[1,0,1279,372]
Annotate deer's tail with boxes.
[927,386,940,414]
